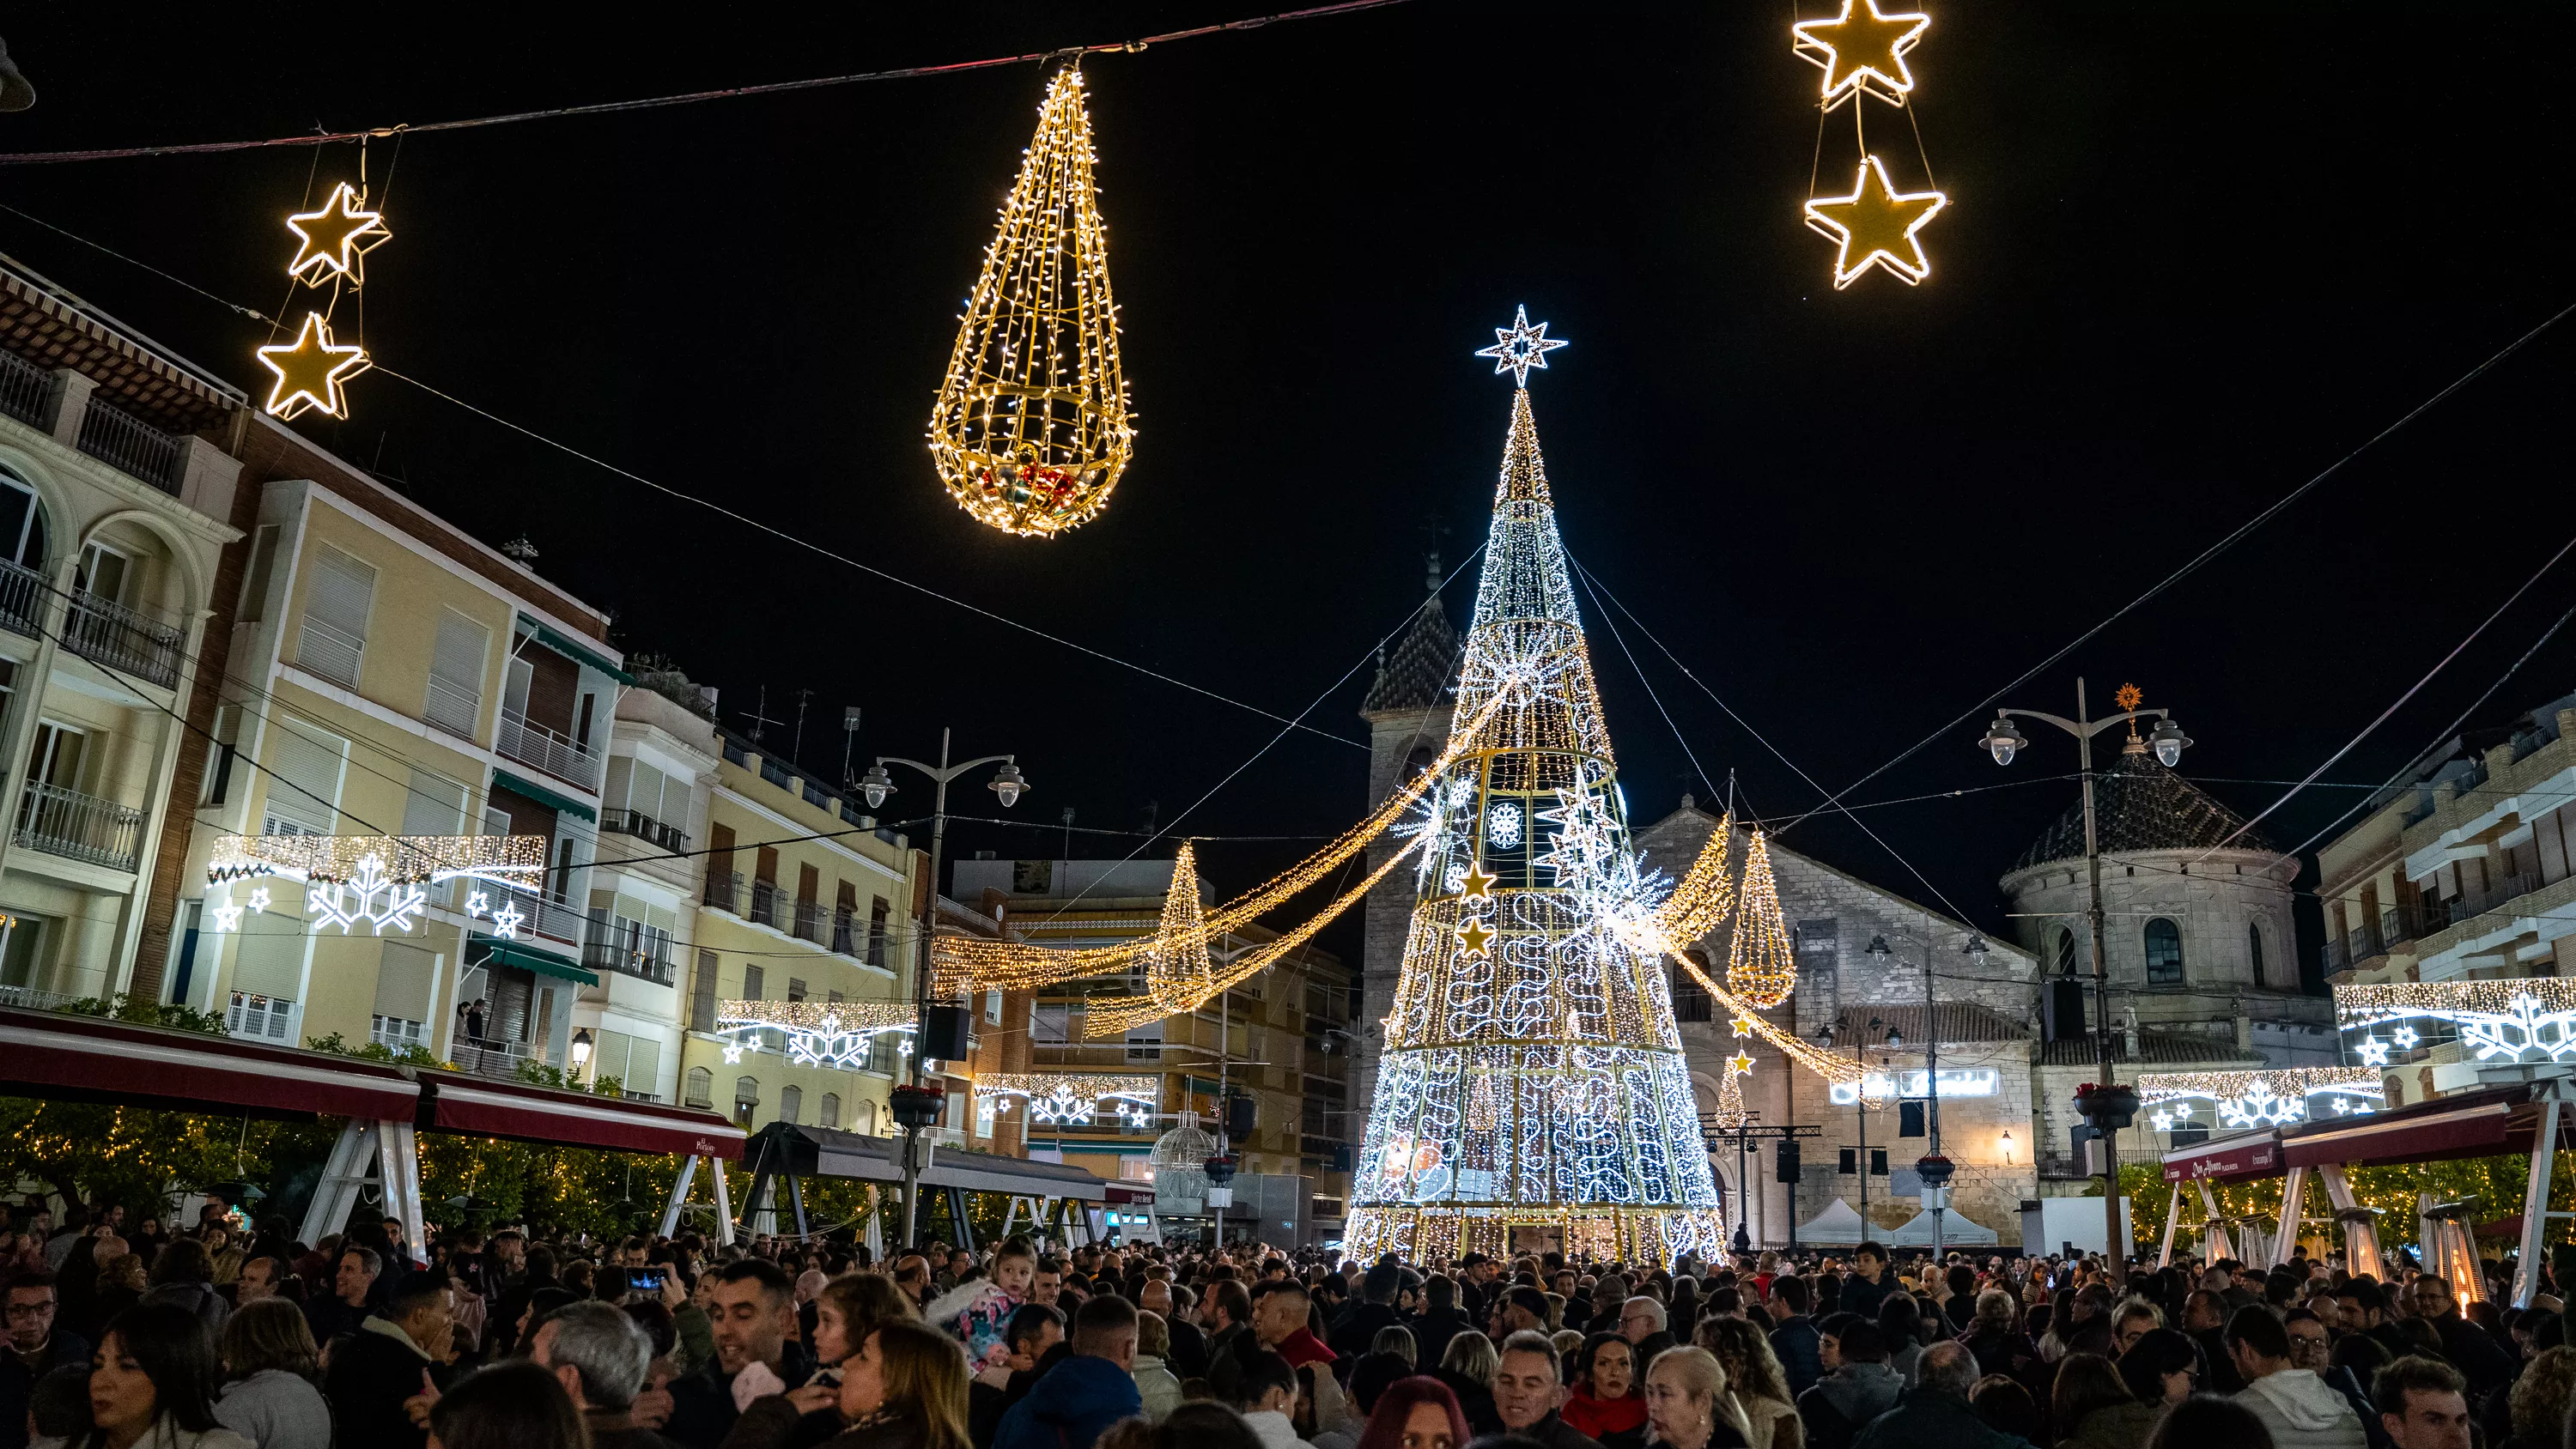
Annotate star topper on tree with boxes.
[1473,306,1568,387]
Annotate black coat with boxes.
[1433,1367,1503,1437]
[1163,1318,1209,1379]
[665,1344,815,1449]
[1409,1309,1478,1373]
[0,1328,88,1449]
[323,1323,441,1449]
[1328,1301,1406,1362]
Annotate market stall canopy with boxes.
[414,1070,744,1160]
[0,1004,418,1122]
[1797,1198,1868,1245]
[1884,1208,1998,1246]
[794,1125,1111,1200]
[2276,1083,2553,1170]
[2162,1130,2285,1184]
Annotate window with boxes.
[296,545,374,688]
[742,964,765,1001]
[820,1093,841,1129]
[426,610,489,738]
[1034,1004,1070,1044]
[227,991,296,1042]
[787,977,807,1003]
[261,719,346,836]
[75,540,131,607]
[370,1015,427,1051]
[684,1067,713,1108]
[987,989,1004,1025]
[828,990,845,1004]
[0,467,48,572]
[1671,960,1713,1022]
[2144,919,2184,985]
[1899,1100,1925,1137]
[690,950,719,1034]
[1838,1148,1857,1175]
[733,1076,760,1125]
[1869,1149,1888,1176]
[867,897,891,967]
[1126,1022,1163,1062]
[2248,922,2268,986]
[781,1085,803,1125]
[1794,919,1838,969]
[2053,928,2078,976]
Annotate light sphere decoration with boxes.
[927,65,1136,539]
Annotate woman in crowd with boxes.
[1431,1331,1501,1436]
[2051,1351,2152,1449]
[1133,1312,1185,1422]
[1641,1346,1750,1449]
[1370,1327,1418,1369]
[141,1240,228,1334]
[1703,1319,1799,1449]
[213,1299,331,1449]
[1564,1332,1647,1449]
[1353,1376,1470,1449]
[1970,1376,2042,1444]
[75,1304,255,1449]
[825,1319,971,1449]
[2116,1331,2201,1411]
[1961,1290,2032,1380]
[425,1360,586,1449]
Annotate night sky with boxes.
[2,4,2569,976]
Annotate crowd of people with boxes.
[0,1198,2563,1449]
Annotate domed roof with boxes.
[1148,1113,1216,1173]
[2012,740,2274,872]
[1362,556,1459,714]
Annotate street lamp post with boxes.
[1822,1016,1898,1224]
[1978,678,2190,1288]
[1868,931,1993,1266]
[859,728,1029,1250]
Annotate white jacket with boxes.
[2236,1369,2366,1449]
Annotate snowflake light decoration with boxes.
[307,854,428,936]
[2136,1068,2382,1129]
[714,1000,915,1070]
[1486,802,1524,849]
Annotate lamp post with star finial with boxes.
[1976,681,2193,1287]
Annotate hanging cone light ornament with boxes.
[1142,843,1214,1014]
[929,66,1136,539]
[1728,829,1797,1009]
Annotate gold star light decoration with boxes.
[1791,0,1949,288]
[260,170,390,421]
[928,65,1136,538]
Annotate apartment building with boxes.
[676,725,925,1140]
[950,855,1359,1238]
[176,440,626,1075]
[2316,688,2576,1100]
[0,265,244,1003]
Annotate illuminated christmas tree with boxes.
[1345,313,1727,1266]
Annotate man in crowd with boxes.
[1032,1258,1065,1309]
[1797,1317,1903,1449]
[532,1300,677,1449]
[232,1256,285,1307]
[995,1295,1141,1449]
[1839,1243,1894,1322]
[307,1244,381,1343]
[2407,1276,2515,1397]
[892,1252,933,1310]
[1492,1330,1603,1449]
[2376,1356,2473,1449]
[971,1303,1067,1449]
[1500,1286,1552,1335]
[1139,1280,1206,1379]
[1328,1261,1406,1360]
[1202,1279,1253,1363]
[1,1273,84,1449]
[2225,1305,2364,1449]
[1412,1273,1476,1371]
[1619,1296,1674,1361]
[1769,1276,1823,1397]
[324,1269,453,1449]
[1850,1341,2023,1449]
[665,1260,810,1449]
[2184,1288,2244,1394]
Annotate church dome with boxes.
[2013,739,2273,871]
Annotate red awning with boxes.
[2278,1085,2530,1169]
[0,1005,419,1122]
[2162,1131,2284,1184]
[417,1071,744,1160]
[1104,1183,1156,1204]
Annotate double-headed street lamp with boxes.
[858,728,1030,1248]
[1978,679,2190,1288]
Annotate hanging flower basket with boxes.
[2075,1082,2141,1129]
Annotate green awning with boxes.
[491,768,596,823]
[471,937,597,986]
[518,617,634,684]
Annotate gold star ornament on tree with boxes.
[1455,919,1494,958]
[1793,0,1932,106]
[1804,155,1947,288]
[1455,864,1498,902]
[1728,1052,1756,1076]
[284,182,392,286]
[257,312,368,421]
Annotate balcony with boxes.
[15,781,143,872]
[749,879,783,930]
[423,675,479,740]
[0,558,45,639]
[64,591,182,688]
[604,809,688,853]
[296,616,363,689]
[0,349,48,429]
[495,885,585,947]
[496,706,601,792]
[793,900,823,944]
[74,397,184,495]
[582,934,677,987]
[704,870,743,914]
[454,1039,538,1081]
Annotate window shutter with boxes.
[401,768,468,838]
[742,964,765,1001]
[690,950,718,1032]
[296,546,375,687]
[425,610,488,736]
[262,720,345,835]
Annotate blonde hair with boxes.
[1648,1346,1751,1440]
[870,1320,973,1449]
[1703,1318,1791,1407]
